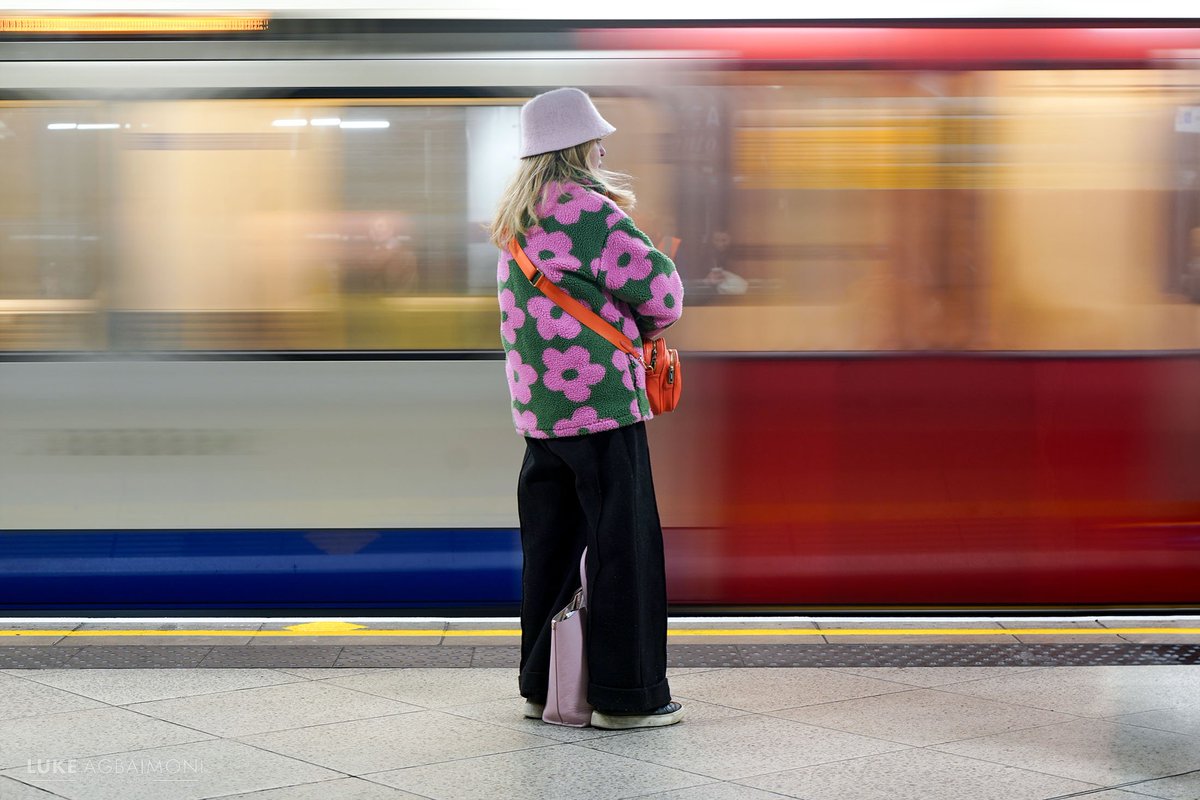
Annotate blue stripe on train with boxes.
[0,529,522,610]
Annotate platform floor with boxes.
[1,617,1198,800]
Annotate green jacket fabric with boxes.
[498,179,684,438]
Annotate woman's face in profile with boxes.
[587,140,606,170]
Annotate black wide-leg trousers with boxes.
[516,421,671,713]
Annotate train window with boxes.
[0,103,110,351]
[984,70,1200,350]
[0,96,677,353]
[1170,103,1200,303]
[677,72,982,351]
[103,100,485,351]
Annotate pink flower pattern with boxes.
[499,289,525,345]
[513,408,547,438]
[527,296,581,341]
[498,180,680,438]
[506,350,537,404]
[542,346,606,402]
[537,182,605,225]
[636,272,683,331]
[554,406,619,437]
[524,226,580,284]
[596,230,652,291]
[600,299,641,341]
[612,350,635,391]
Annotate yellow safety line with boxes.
[1,627,1198,637]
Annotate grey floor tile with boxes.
[581,713,906,781]
[938,666,1200,718]
[368,742,708,800]
[443,696,747,744]
[818,620,1016,644]
[1115,704,1200,738]
[272,668,375,680]
[1077,793,1166,799]
[0,738,339,800]
[822,635,1022,643]
[825,662,1051,690]
[238,710,554,774]
[772,687,1078,746]
[630,782,795,799]
[75,637,256,647]
[249,636,442,646]
[670,637,825,647]
[211,777,430,800]
[825,666,1046,688]
[73,623,257,631]
[670,620,819,630]
[15,669,304,706]
[444,620,517,632]
[0,623,77,649]
[816,621,1009,630]
[0,673,105,722]
[1122,770,1200,799]
[931,718,1200,785]
[1099,620,1200,628]
[0,634,66,646]
[127,680,422,737]
[322,667,521,709]
[736,748,1100,800]
[666,667,909,713]
[0,775,71,799]
[0,706,213,770]
[999,621,1121,645]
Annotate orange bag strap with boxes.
[508,239,645,365]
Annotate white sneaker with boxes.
[590,702,684,730]
[522,700,545,719]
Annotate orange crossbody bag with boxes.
[508,239,682,415]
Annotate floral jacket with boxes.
[498,179,684,438]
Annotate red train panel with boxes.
[658,356,1200,608]
[580,27,1200,67]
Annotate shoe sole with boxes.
[523,702,545,720]
[589,707,684,730]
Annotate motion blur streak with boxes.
[0,19,1197,611]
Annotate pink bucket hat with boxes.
[519,88,616,158]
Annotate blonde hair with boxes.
[488,139,636,248]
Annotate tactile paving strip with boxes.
[200,646,341,669]
[67,646,211,669]
[335,646,474,668]
[668,645,745,668]
[470,647,521,668]
[0,647,82,669]
[1,643,1197,669]
[738,643,1200,668]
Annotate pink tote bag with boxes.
[542,549,592,727]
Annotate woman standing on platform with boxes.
[488,88,685,729]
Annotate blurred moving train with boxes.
[1,4,1199,612]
